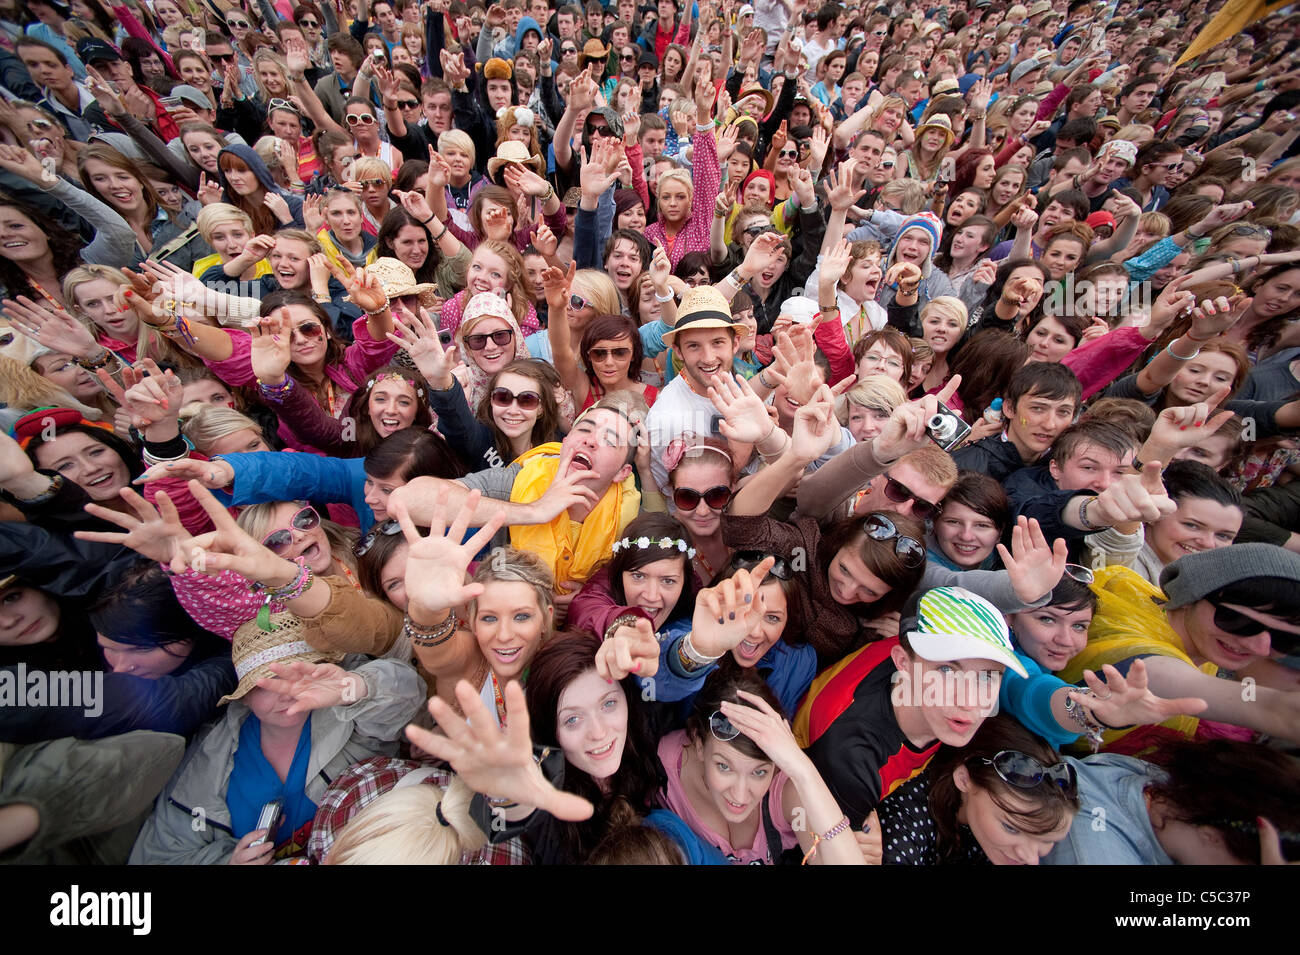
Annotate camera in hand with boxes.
[249,798,283,848]
[926,401,971,452]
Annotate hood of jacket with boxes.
[217,143,280,198]
[515,15,542,48]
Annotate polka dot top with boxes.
[878,770,990,866]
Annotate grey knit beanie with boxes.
[1158,544,1300,610]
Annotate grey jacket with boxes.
[128,657,424,865]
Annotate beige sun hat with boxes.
[219,612,344,705]
[364,257,440,308]
[486,140,544,181]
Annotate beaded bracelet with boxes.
[802,815,852,864]
[1064,690,1105,752]
[251,559,313,630]
[405,613,459,648]
[259,377,295,399]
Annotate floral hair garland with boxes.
[612,536,697,558]
[368,372,424,398]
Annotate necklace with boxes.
[490,671,507,727]
[26,276,64,312]
[693,547,717,582]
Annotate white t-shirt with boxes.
[646,374,724,493]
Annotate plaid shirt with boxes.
[307,756,528,865]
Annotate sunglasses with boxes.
[569,292,593,311]
[880,159,895,169]
[358,177,389,188]
[588,346,632,362]
[464,328,514,350]
[620,53,637,61]
[863,512,926,567]
[299,18,319,27]
[734,550,793,580]
[743,223,775,237]
[396,98,420,109]
[879,474,939,521]
[262,505,321,554]
[561,46,577,54]
[268,97,300,113]
[490,386,542,410]
[354,518,401,556]
[1211,603,1300,653]
[709,709,740,742]
[1064,563,1095,584]
[586,123,616,138]
[346,113,378,126]
[672,484,732,512]
[291,321,325,340]
[227,18,250,28]
[209,52,236,62]
[778,148,799,159]
[973,750,1077,795]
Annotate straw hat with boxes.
[486,140,544,181]
[662,286,748,345]
[914,113,955,148]
[365,257,439,308]
[219,612,344,705]
[580,37,611,64]
[734,85,774,118]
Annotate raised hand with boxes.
[257,661,367,715]
[136,456,235,488]
[387,302,457,388]
[739,231,787,282]
[807,124,830,170]
[345,265,390,314]
[883,260,922,293]
[405,679,595,821]
[426,148,452,191]
[969,258,998,287]
[579,140,623,201]
[263,191,293,224]
[540,261,575,311]
[790,384,841,461]
[393,187,435,224]
[1187,291,1251,341]
[819,239,853,288]
[707,372,776,443]
[1088,463,1177,528]
[530,222,558,258]
[594,616,660,681]
[1078,316,1109,345]
[716,121,740,162]
[1072,660,1207,730]
[1149,275,1196,333]
[0,429,38,487]
[2,296,101,358]
[503,163,553,198]
[690,556,775,657]
[249,308,294,385]
[0,143,53,184]
[392,485,507,615]
[196,172,224,206]
[115,359,184,429]
[995,516,1069,605]
[302,193,325,234]
[871,374,963,462]
[1010,198,1039,232]
[825,158,865,211]
[74,487,197,569]
[1141,388,1235,455]
[441,49,471,89]
[717,688,806,776]
[791,166,815,208]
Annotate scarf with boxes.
[507,442,640,588]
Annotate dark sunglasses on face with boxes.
[621,53,637,61]
[294,321,326,339]
[972,750,1078,795]
[358,177,389,188]
[672,484,732,512]
[569,293,593,311]
[1211,603,1300,653]
[262,505,321,554]
[210,52,236,62]
[354,517,401,556]
[879,474,939,521]
[587,123,615,138]
[588,346,632,362]
[863,512,926,567]
[299,18,319,27]
[396,99,420,109]
[734,549,793,580]
[464,328,514,350]
[778,148,799,159]
[490,386,542,410]
[743,223,774,237]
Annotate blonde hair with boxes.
[469,547,556,636]
[251,48,291,101]
[657,168,693,200]
[195,202,254,243]
[438,129,476,166]
[61,265,192,369]
[1113,123,1155,146]
[900,443,959,490]
[274,228,323,254]
[236,499,358,573]
[179,404,263,455]
[254,136,297,186]
[352,156,394,184]
[920,295,969,333]
[1137,210,1171,239]
[879,178,926,215]
[570,268,622,316]
[325,776,487,865]
[837,374,907,425]
[0,354,106,420]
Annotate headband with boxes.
[663,437,733,473]
[612,535,697,559]
[367,372,424,398]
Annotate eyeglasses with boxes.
[588,346,632,362]
[1063,563,1095,584]
[358,177,389,189]
[862,512,926,567]
[709,709,740,742]
[1224,224,1272,240]
[268,97,300,113]
[346,113,378,126]
[734,550,793,580]
[879,474,939,521]
[464,328,514,350]
[972,750,1077,795]
[569,292,593,311]
[261,505,321,554]
[293,321,326,339]
[299,18,319,27]
[672,484,732,512]
[354,518,401,556]
[859,352,904,371]
[490,386,542,410]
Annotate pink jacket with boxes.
[1061,325,1149,401]
[644,124,720,268]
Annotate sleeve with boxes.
[573,204,601,270]
[654,625,718,702]
[298,575,405,656]
[260,377,349,455]
[807,728,884,827]
[452,88,495,175]
[920,562,1050,614]
[885,298,919,336]
[720,512,819,561]
[814,318,855,385]
[1099,373,1159,405]
[110,4,175,74]
[1223,398,1300,439]
[0,520,137,600]
[44,179,138,268]
[202,328,257,387]
[794,434,890,520]
[789,206,826,289]
[626,142,650,211]
[1059,325,1149,402]
[114,113,200,192]
[128,737,241,865]
[142,471,219,537]
[1239,482,1300,546]
[1034,83,1071,121]
[222,450,363,511]
[427,378,496,470]
[1010,486,1084,544]
[168,567,270,639]
[998,666,1079,749]
[682,124,720,259]
[456,463,522,500]
[567,567,654,640]
[341,314,401,386]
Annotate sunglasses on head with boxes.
[709,709,740,742]
[490,386,542,410]
[879,473,939,521]
[672,484,732,512]
[27,118,55,132]
[863,512,926,567]
[464,328,514,350]
[346,113,378,126]
[1064,563,1095,584]
[354,518,401,556]
[588,346,632,362]
[973,750,1077,795]
[734,550,793,580]
[268,97,300,113]
[262,505,321,554]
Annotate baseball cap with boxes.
[907,587,1028,677]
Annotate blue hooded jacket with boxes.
[514,15,543,52]
[216,144,306,229]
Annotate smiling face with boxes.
[587,335,635,387]
[368,377,419,437]
[605,238,642,291]
[1174,600,1284,671]
[463,315,515,375]
[467,247,509,297]
[206,427,270,457]
[268,237,312,292]
[560,407,633,490]
[730,580,788,667]
[1168,351,1237,405]
[936,501,1001,569]
[1251,269,1300,319]
[1146,496,1242,566]
[673,326,737,390]
[556,670,629,778]
[34,431,130,502]
[1041,237,1085,281]
[489,369,541,441]
[1009,602,1093,671]
[670,456,731,539]
[473,579,550,680]
[1049,441,1133,494]
[621,556,686,629]
[954,766,1073,865]
[695,733,776,824]
[0,585,59,647]
[0,204,50,266]
[261,500,333,574]
[73,276,136,340]
[83,158,145,214]
[922,309,963,355]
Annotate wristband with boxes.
[603,612,645,642]
[75,348,115,371]
[677,631,722,672]
[1078,495,1103,531]
[12,472,64,504]
[1166,340,1200,360]
[757,369,774,389]
[654,288,675,302]
[405,612,459,648]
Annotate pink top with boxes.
[643,125,720,269]
[1061,324,1148,401]
[446,202,569,255]
[169,567,284,641]
[656,729,798,865]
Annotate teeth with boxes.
[588,740,614,756]
[495,647,521,658]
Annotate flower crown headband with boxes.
[367,372,424,398]
[663,436,734,473]
[612,536,697,559]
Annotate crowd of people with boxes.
[1,0,1299,867]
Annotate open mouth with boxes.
[1215,639,1253,665]
[471,279,494,294]
[111,190,135,204]
[950,542,982,556]
[695,360,723,377]
[492,646,523,664]
[614,267,635,283]
[569,452,594,473]
[722,797,748,814]
[300,542,321,562]
[379,416,403,430]
[760,270,776,283]
[736,638,764,661]
[2,241,28,250]
[85,473,115,488]
[277,268,297,280]
[586,739,617,759]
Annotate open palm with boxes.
[393,486,506,614]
